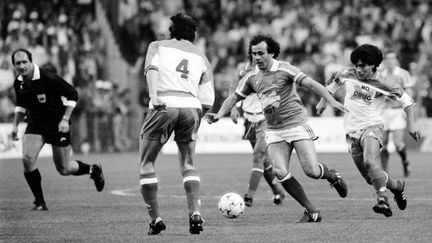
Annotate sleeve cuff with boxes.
[15,106,26,113]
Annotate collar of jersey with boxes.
[17,64,40,82]
[255,59,279,72]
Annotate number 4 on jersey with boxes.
[176,59,189,79]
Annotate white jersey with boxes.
[327,68,404,132]
[144,38,214,109]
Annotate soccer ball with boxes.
[218,192,245,218]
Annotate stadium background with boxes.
[1,0,432,154]
[1,1,432,242]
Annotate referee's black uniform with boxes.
[13,65,78,146]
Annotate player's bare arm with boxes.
[146,69,166,111]
[301,76,348,114]
[58,106,75,133]
[399,93,421,141]
[207,93,243,124]
[10,109,26,140]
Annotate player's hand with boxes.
[230,107,239,124]
[408,130,421,142]
[10,127,19,140]
[205,113,219,124]
[329,101,349,114]
[316,100,327,116]
[58,120,70,133]
[152,97,167,112]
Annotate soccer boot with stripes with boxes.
[148,217,166,235]
[390,180,407,210]
[297,209,322,223]
[189,211,204,234]
[372,196,393,217]
[329,169,348,198]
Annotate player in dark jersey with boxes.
[230,58,285,207]
[207,35,348,223]
[10,49,105,211]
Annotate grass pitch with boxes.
[1,152,432,242]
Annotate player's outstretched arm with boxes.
[206,93,242,124]
[403,100,421,142]
[301,76,348,114]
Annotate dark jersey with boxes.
[13,65,78,130]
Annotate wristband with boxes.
[62,115,70,121]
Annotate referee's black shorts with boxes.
[25,122,71,147]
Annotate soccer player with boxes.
[10,48,105,211]
[230,58,285,207]
[140,13,214,235]
[207,34,348,223]
[380,51,416,177]
[316,44,421,217]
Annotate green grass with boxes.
[1,152,432,242]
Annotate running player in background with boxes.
[229,56,285,207]
[140,12,214,235]
[10,48,105,211]
[207,34,348,223]
[317,44,421,217]
[380,51,416,177]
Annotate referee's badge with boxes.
[37,94,46,103]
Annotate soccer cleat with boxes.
[329,169,348,198]
[90,164,105,192]
[244,194,253,207]
[189,211,204,234]
[297,209,322,223]
[273,193,285,205]
[148,217,166,235]
[402,161,411,177]
[32,201,48,211]
[390,180,407,210]
[372,196,393,217]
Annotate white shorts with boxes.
[382,108,406,131]
[265,123,318,145]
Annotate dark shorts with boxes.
[25,122,71,147]
[140,107,201,144]
[242,119,266,143]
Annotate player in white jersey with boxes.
[140,13,214,235]
[230,59,285,207]
[380,51,416,177]
[208,35,349,223]
[317,44,421,218]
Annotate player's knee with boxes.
[303,164,321,179]
[395,143,405,151]
[56,166,72,176]
[272,166,288,179]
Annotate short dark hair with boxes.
[169,12,197,42]
[249,34,280,58]
[11,48,33,65]
[350,44,383,72]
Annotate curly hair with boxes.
[249,34,280,58]
[350,44,383,72]
[169,12,197,42]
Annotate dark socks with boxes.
[24,169,45,204]
[75,160,91,175]
[280,175,316,212]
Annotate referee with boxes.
[10,48,105,211]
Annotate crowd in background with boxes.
[2,0,432,153]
